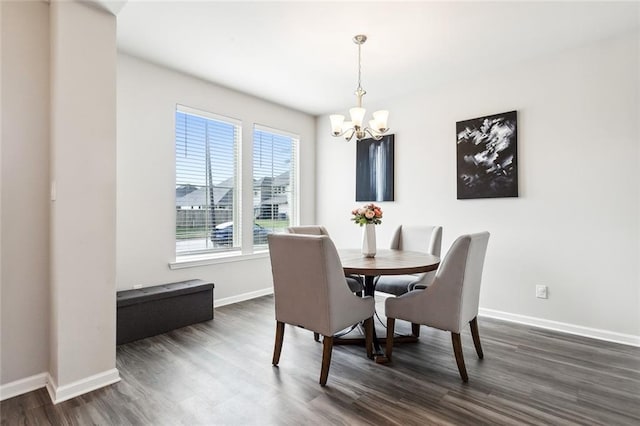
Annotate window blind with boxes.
[252,125,299,248]
[175,105,240,255]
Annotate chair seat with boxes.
[346,276,364,293]
[375,274,425,296]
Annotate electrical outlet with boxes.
[133,284,142,289]
[536,285,548,299]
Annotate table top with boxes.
[338,249,440,276]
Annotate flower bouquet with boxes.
[351,203,383,226]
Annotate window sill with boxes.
[169,250,270,270]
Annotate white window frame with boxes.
[174,105,242,259]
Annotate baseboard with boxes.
[214,288,392,308]
[213,291,640,347]
[479,308,640,347]
[46,368,120,404]
[214,287,273,308]
[0,372,48,401]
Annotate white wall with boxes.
[49,0,118,394]
[317,33,640,339]
[1,0,119,401]
[0,0,50,385]
[116,55,316,299]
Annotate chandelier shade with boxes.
[330,34,389,142]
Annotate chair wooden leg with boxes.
[272,321,285,366]
[469,317,484,359]
[364,317,374,359]
[385,318,395,361]
[319,336,334,386]
[451,332,468,382]
[411,323,421,337]
[313,332,320,342]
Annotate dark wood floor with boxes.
[2,295,640,425]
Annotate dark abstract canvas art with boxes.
[456,111,518,199]
[356,134,394,202]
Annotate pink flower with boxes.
[365,210,375,219]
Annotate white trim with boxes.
[215,287,273,308]
[169,251,269,270]
[479,308,640,347]
[176,104,242,126]
[46,368,120,404]
[45,374,56,403]
[0,372,47,401]
[253,123,300,140]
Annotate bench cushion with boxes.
[117,279,214,307]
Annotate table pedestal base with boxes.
[337,249,440,364]
[333,335,419,346]
[329,275,421,363]
[333,333,419,363]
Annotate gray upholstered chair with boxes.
[384,232,490,382]
[268,233,375,386]
[375,225,443,297]
[287,226,364,294]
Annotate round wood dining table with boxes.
[337,248,441,362]
[340,248,440,293]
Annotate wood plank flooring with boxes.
[2,295,639,425]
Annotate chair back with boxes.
[286,225,329,236]
[390,225,442,256]
[388,225,443,289]
[287,225,364,294]
[268,233,360,336]
[428,232,490,331]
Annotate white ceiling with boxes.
[115,1,640,116]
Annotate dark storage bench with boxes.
[117,279,214,345]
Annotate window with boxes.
[252,125,299,248]
[175,107,299,259]
[175,106,240,255]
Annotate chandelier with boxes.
[330,34,389,142]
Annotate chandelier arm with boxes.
[344,128,356,142]
[363,127,384,141]
[366,126,391,137]
[332,128,353,138]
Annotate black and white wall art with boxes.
[456,111,518,199]
[356,134,394,201]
